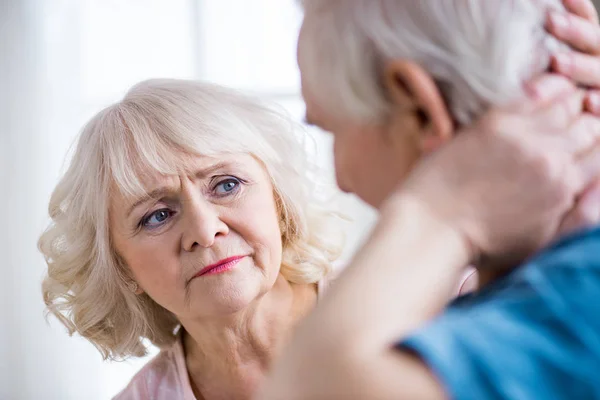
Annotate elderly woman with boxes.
[261,0,600,399]
[39,79,343,399]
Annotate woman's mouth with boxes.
[194,256,245,277]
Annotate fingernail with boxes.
[550,12,569,32]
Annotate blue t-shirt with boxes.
[399,226,600,400]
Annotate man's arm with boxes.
[262,195,465,399]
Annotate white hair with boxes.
[39,79,343,360]
[299,0,567,125]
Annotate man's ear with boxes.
[382,59,454,152]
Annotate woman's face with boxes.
[110,153,283,322]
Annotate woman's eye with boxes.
[214,178,240,196]
[142,209,172,228]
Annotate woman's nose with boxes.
[181,185,229,251]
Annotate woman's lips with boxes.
[194,256,245,277]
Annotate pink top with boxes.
[113,280,330,400]
[113,331,196,400]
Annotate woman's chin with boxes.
[190,279,266,317]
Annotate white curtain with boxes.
[0,1,375,398]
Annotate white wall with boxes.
[1,1,102,398]
[1,1,47,398]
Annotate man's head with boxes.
[299,0,566,208]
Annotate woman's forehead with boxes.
[145,154,255,184]
[114,152,265,197]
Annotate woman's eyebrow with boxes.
[126,187,176,218]
[193,161,234,178]
[126,161,246,217]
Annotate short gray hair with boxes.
[299,0,566,125]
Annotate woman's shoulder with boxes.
[112,338,195,400]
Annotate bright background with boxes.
[0,1,376,399]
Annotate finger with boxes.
[534,88,585,129]
[584,90,600,114]
[558,179,600,235]
[576,144,600,186]
[522,74,576,108]
[552,51,600,87]
[547,11,600,55]
[560,114,600,154]
[561,0,599,24]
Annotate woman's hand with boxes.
[547,0,600,235]
[400,74,600,266]
[549,0,600,112]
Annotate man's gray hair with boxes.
[299,0,567,125]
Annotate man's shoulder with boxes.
[450,225,600,309]
[546,225,600,254]
[400,226,600,400]
[529,225,600,271]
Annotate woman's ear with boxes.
[382,59,454,153]
[126,280,144,295]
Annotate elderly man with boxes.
[260,0,600,399]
